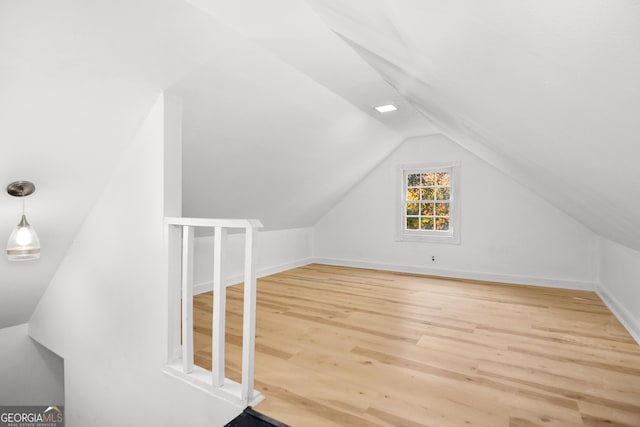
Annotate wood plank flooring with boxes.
[193,264,640,427]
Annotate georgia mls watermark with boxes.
[0,406,63,427]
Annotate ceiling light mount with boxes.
[7,181,36,198]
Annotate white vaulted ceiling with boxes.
[307,0,640,251]
[178,0,437,228]
[177,43,404,228]
[180,0,640,246]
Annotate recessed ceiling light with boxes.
[374,104,397,113]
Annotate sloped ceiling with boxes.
[178,0,438,229]
[308,0,640,251]
[0,0,240,328]
[177,44,403,228]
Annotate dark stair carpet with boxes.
[224,407,289,427]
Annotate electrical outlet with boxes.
[431,255,437,263]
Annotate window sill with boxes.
[396,232,461,245]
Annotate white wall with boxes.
[0,324,64,405]
[193,227,312,294]
[314,134,599,290]
[27,95,241,426]
[598,238,640,344]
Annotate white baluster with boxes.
[241,227,258,403]
[166,224,182,363]
[212,226,227,387]
[181,225,195,373]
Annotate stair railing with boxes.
[164,217,263,406]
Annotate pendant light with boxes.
[6,181,40,261]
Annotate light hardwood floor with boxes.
[193,264,640,427]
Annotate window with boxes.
[398,162,460,243]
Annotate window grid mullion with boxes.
[403,170,452,232]
[404,172,453,232]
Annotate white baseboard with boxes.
[311,257,597,291]
[597,286,640,346]
[194,257,313,294]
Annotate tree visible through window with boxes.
[405,171,451,231]
[398,163,460,243]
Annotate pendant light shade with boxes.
[7,214,40,261]
[6,181,41,261]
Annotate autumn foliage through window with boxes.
[405,171,451,231]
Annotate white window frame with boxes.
[396,162,461,244]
